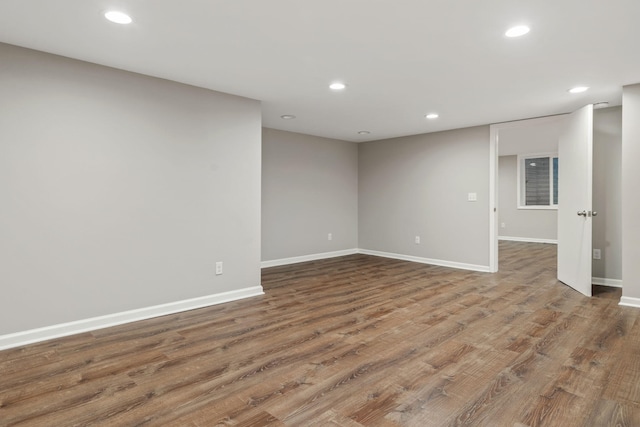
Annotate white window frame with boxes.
[517,152,558,210]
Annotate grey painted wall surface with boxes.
[262,128,358,261]
[498,116,564,156]
[358,126,490,267]
[498,156,558,241]
[592,107,622,280]
[0,43,262,335]
[622,84,640,300]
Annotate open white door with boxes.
[557,104,593,296]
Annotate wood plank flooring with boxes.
[1,241,639,426]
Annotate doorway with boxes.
[489,107,623,294]
[489,115,566,273]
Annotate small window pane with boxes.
[553,157,558,205]
[525,157,550,206]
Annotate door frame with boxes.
[488,114,569,273]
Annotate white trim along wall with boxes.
[263,248,493,272]
[358,249,492,273]
[261,249,359,268]
[619,297,640,308]
[498,236,558,244]
[0,287,264,351]
[592,277,623,288]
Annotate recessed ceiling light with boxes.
[568,86,589,94]
[329,82,346,90]
[505,25,530,37]
[358,131,370,135]
[593,101,609,109]
[280,114,296,120]
[425,113,439,119]
[104,11,132,24]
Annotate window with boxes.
[517,153,558,209]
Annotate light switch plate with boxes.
[468,192,477,202]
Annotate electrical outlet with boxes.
[415,236,421,244]
[328,233,332,241]
[501,222,506,228]
[468,192,477,202]
[215,261,223,275]
[593,249,601,260]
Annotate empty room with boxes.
[1,1,640,426]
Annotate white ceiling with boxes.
[1,0,638,142]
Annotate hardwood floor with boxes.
[1,241,639,426]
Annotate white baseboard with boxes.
[0,286,264,351]
[262,248,491,273]
[499,236,558,244]
[358,249,492,273]
[619,296,640,308]
[592,277,623,288]
[261,249,359,268]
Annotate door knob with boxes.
[592,211,597,217]
[577,210,587,217]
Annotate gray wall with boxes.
[498,117,564,156]
[0,43,262,335]
[261,128,358,261]
[592,107,622,280]
[622,84,640,301]
[498,155,558,241]
[358,126,490,268]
